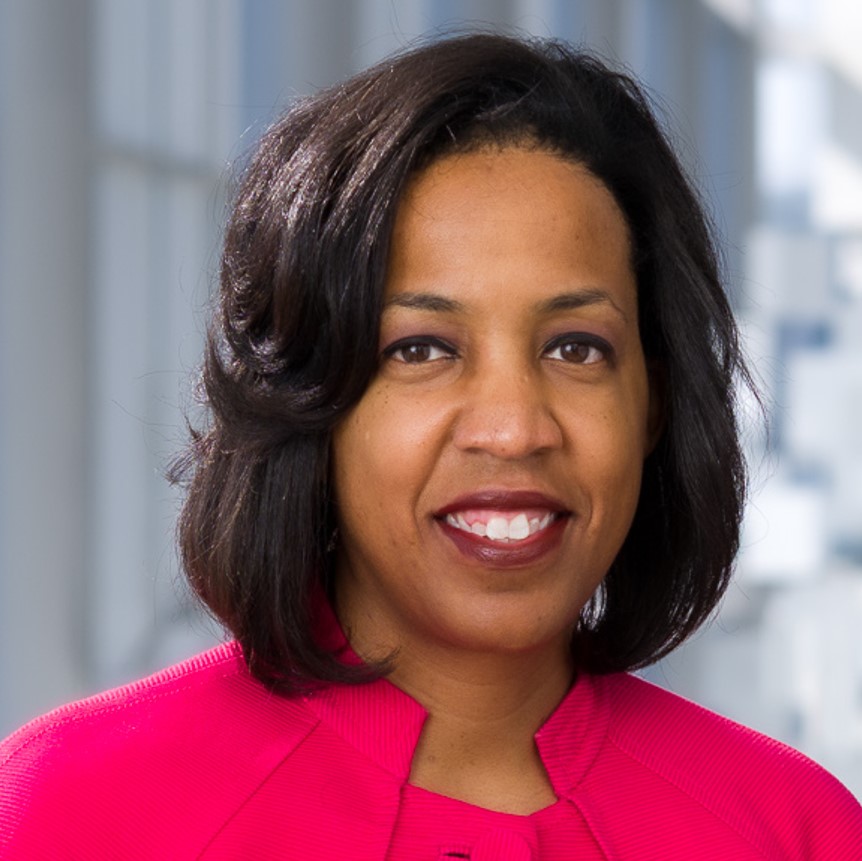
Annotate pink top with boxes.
[1,627,861,859]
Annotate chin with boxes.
[425,598,579,658]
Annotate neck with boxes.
[389,640,574,814]
[334,581,576,813]
[392,639,573,727]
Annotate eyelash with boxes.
[382,333,613,366]
[542,333,612,365]
[382,337,456,364]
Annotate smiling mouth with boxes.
[443,509,559,543]
[434,491,571,566]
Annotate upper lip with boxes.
[434,490,570,517]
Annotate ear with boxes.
[644,359,666,456]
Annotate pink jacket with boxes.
[2,632,861,858]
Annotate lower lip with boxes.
[437,515,569,568]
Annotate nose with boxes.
[451,362,564,460]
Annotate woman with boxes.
[2,34,860,860]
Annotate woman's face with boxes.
[332,146,659,665]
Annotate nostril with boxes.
[451,405,564,459]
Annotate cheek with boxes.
[332,388,442,515]
[572,393,649,505]
[605,370,653,465]
[332,414,378,519]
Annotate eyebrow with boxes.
[384,288,628,321]
[536,289,628,322]
[384,293,465,313]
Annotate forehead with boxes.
[386,146,636,308]
[400,145,622,215]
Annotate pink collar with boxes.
[302,598,610,798]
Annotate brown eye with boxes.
[544,334,611,365]
[400,343,434,363]
[383,337,455,364]
[559,343,595,363]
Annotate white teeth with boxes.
[537,513,554,532]
[486,517,509,541]
[445,511,557,542]
[508,513,530,540]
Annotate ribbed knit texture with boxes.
[1,619,860,858]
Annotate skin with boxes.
[332,146,661,813]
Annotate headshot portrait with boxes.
[2,3,861,858]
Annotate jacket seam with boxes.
[606,734,771,860]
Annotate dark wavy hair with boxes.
[172,33,752,690]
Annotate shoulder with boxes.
[599,673,862,857]
[601,672,849,795]
[0,641,316,773]
[0,643,319,857]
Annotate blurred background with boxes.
[1,0,860,797]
